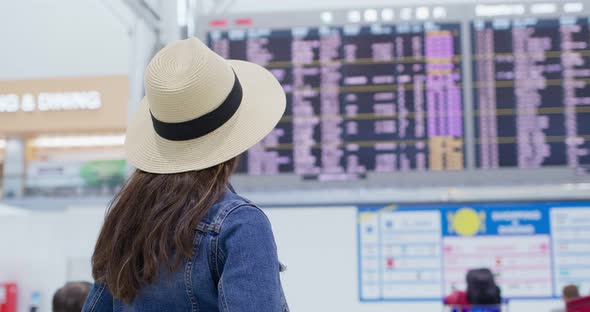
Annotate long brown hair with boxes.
[91,157,238,303]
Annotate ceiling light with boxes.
[381,9,395,21]
[400,8,413,20]
[320,11,334,24]
[348,10,361,23]
[416,7,430,20]
[564,2,584,13]
[530,3,557,14]
[433,7,447,18]
[364,9,378,22]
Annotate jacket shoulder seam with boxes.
[87,284,106,312]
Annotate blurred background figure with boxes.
[466,268,501,306]
[53,282,92,312]
[550,284,581,312]
[444,268,503,311]
[563,284,581,303]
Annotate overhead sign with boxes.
[0,76,128,134]
[0,91,102,113]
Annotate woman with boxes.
[83,38,288,311]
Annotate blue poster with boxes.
[442,203,550,236]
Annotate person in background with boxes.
[444,268,501,310]
[466,268,501,306]
[444,288,469,307]
[53,282,92,312]
[551,284,581,312]
[83,37,288,312]
[563,284,581,303]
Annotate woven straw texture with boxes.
[125,38,286,173]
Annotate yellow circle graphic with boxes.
[454,208,481,236]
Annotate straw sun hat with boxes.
[125,38,286,174]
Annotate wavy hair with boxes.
[91,157,237,302]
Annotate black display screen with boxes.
[473,18,590,170]
[208,23,465,180]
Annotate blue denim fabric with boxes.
[83,189,289,312]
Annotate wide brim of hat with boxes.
[125,60,286,174]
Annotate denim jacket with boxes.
[83,188,289,312]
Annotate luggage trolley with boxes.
[444,299,509,312]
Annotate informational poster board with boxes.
[358,201,590,301]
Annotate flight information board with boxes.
[202,2,590,187]
[473,18,590,170]
[358,201,590,301]
[208,23,464,180]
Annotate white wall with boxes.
[0,0,130,80]
[0,210,104,312]
[0,206,566,312]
